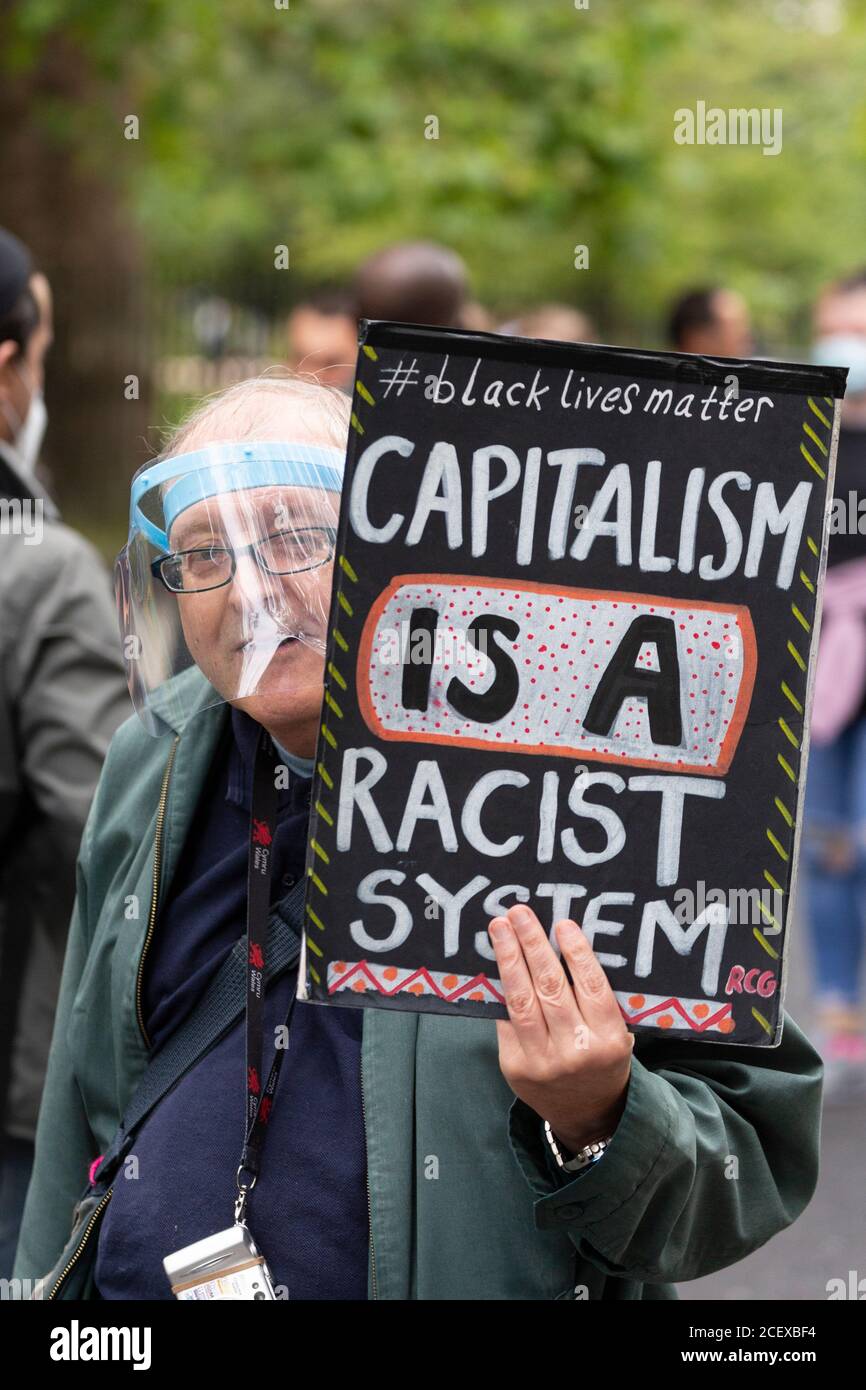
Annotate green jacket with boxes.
[14,672,823,1300]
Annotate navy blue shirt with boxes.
[95,708,368,1299]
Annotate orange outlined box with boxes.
[357,574,757,776]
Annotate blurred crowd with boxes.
[282,241,756,387]
[1,226,865,1279]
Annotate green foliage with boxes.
[4,0,866,341]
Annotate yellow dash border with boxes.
[800,442,826,480]
[753,926,780,959]
[766,828,790,862]
[339,554,359,584]
[308,867,328,896]
[778,718,800,750]
[758,900,782,934]
[787,640,806,672]
[306,348,374,977]
[803,421,829,457]
[306,903,326,931]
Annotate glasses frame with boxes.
[151,524,338,594]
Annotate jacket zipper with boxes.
[47,1191,113,1299]
[135,735,180,1049]
[359,1058,379,1300]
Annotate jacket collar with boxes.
[0,441,60,520]
[144,665,224,737]
[144,680,231,925]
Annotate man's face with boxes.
[287,307,357,390]
[169,481,339,735]
[0,272,53,445]
[814,286,866,341]
[706,290,752,358]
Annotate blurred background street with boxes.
[681,910,865,1300]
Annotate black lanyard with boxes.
[234,727,299,1226]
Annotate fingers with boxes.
[555,919,627,1036]
[488,917,550,1052]
[490,904,580,1050]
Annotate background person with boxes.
[498,303,596,343]
[353,240,470,328]
[0,226,129,1273]
[801,269,866,1096]
[667,285,753,358]
[285,288,358,394]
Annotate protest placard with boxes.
[298,321,846,1043]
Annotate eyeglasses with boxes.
[152,525,337,593]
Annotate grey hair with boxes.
[158,366,352,460]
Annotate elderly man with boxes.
[14,372,822,1300]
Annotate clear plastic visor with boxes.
[115,441,344,736]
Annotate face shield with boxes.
[115,440,344,736]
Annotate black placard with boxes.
[298,320,846,1045]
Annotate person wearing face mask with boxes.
[0,226,130,1273]
[0,231,51,499]
[803,270,866,1098]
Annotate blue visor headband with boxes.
[130,442,345,554]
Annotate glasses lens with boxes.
[260,528,333,574]
[165,547,232,591]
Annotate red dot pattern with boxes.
[368,582,746,768]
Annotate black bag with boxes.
[32,882,304,1300]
